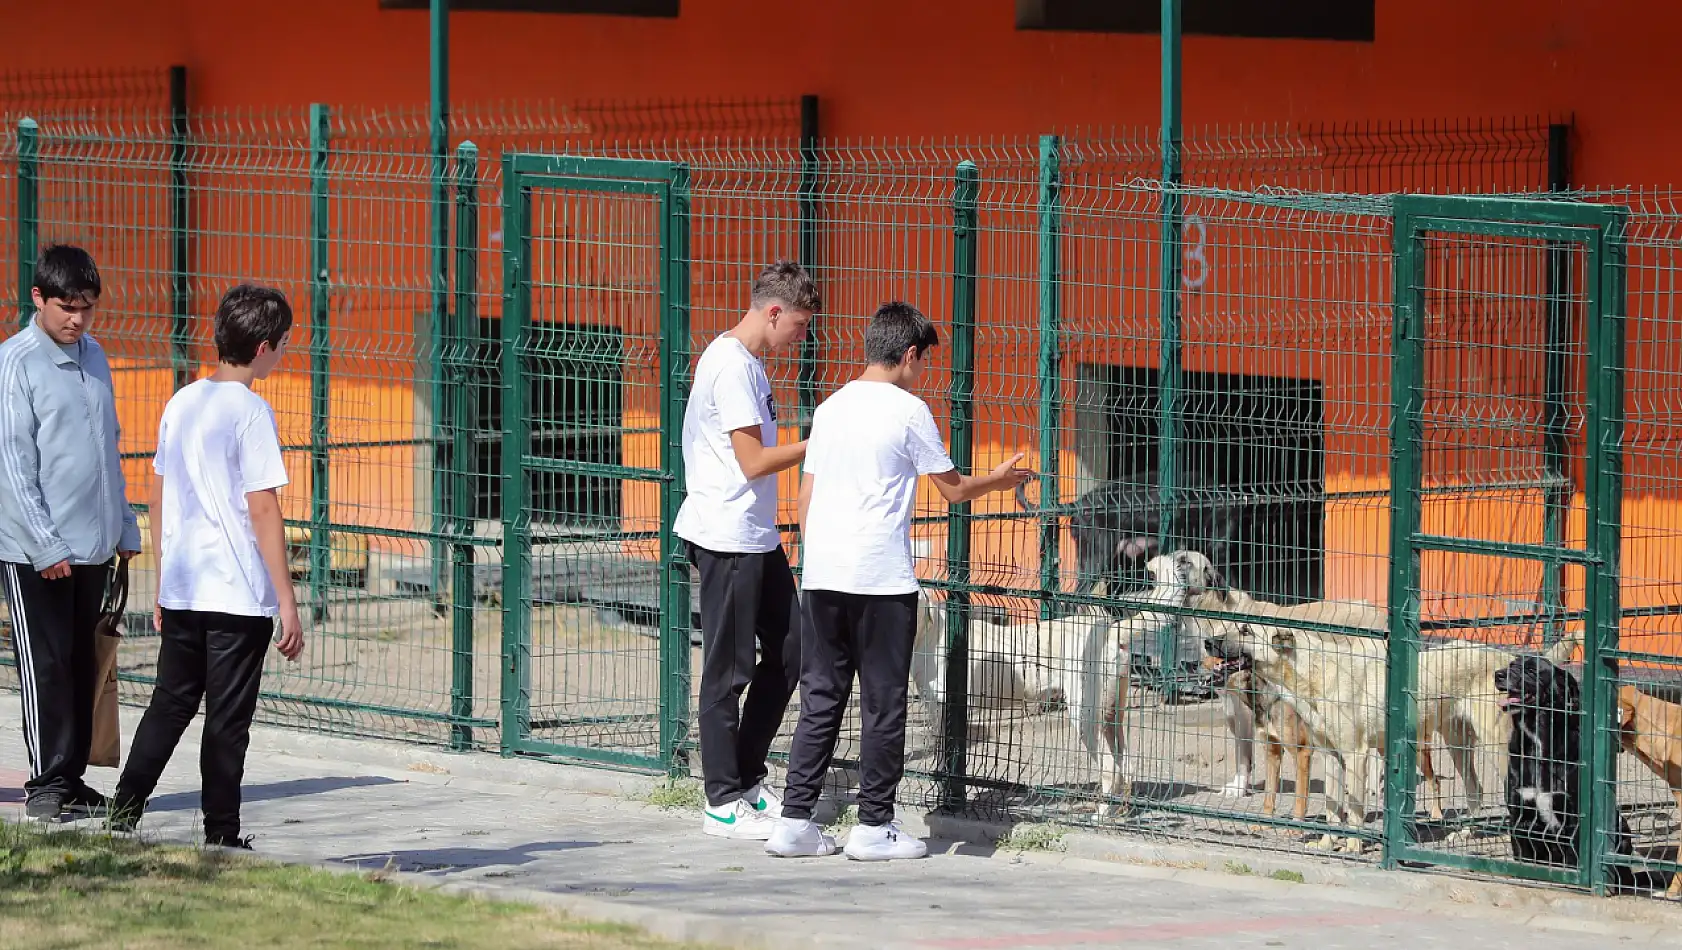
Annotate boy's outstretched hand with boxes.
[990,452,1036,493]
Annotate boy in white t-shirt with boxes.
[673,260,819,840]
[767,301,1032,861]
[107,283,305,849]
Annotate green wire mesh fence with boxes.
[13,103,1682,896]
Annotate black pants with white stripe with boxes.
[690,543,802,808]
[2,560,112,800]
[116,609,273,841]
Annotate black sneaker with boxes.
[205,833,254,851]
[64,785,109,819]
[25,792,64,822]
[105,796,144,834]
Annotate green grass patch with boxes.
[643,777,706,811]
[994,824,1067,853]
[1268,869,1306,883]
[0,821,709,950]
[823,805,858,835]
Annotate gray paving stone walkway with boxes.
[2,706,1679,949]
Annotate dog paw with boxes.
[1311,835,1339,851]
[1443,828,1473,845]
[1340,838,1367,854]
[1221,776,1253,798]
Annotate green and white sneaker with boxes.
[742,783,784,819]
[702,798,777,840]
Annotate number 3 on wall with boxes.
[1182,214,1209,291]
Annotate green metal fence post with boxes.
[429,0,453,620]
[447,140,479,752]
[1539,123,1572,650]
[1382,204,1426,868]
[308,104,332,626]
[941,159,980,812]
[499,153,532,758]
[1583,208,1628,895]
[796,94,821,438]
[1036,134,1062,621]
[660,163,694,775]
[168,65,193,392]
[1155,0,1186,699]
[17,117,38,327]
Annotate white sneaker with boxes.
[742,783,784,819]
[843,821,928,861]
[765,817,838,857]
[701,799,777,840]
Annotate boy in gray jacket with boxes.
[0,245,143,821]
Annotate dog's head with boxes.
[1495,655,1581,718]
[1145,549,1228,600]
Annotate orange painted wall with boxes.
[9,0,1682,656]
[3,0,1679,188]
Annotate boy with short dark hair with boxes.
[767,301,1032,861]
[107,283,304,849]
[0,244,143,821]
[674,259,820,841]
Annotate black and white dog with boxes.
[1495,655,1648,888]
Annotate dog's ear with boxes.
[1119,536,1159,561]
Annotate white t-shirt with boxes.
[153,379,291,617]
[673,335,782,554]
[800,380,955,595]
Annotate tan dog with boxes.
[1617,683,1682,898]
[1179,549,1581,851]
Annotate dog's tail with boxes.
[1075,614,1118,763]
[1542,628,1585,666]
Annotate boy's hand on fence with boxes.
[990,453,1035,494]
[276,606,305,662]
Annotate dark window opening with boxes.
[473,318,625,526]
[1016,0,1375,42]
[1081,363,1326,605]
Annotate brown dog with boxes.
[1617,683,1682,898]
[1202,652,1314,820]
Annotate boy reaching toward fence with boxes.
[673,260,819,841]
[768,301,1033,861]
[106,283,305,850]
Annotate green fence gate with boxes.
[1385,194,1627,889]
[499,153,692,771]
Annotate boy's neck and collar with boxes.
[722,300,809,359]
[209,362,257,388]
[855,347,924,391]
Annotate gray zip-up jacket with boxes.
[0,317,142,570]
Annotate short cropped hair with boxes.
[32,244,102,303]
[864,301,939,367]
[214,283,294,366]
[750,259,822,313]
